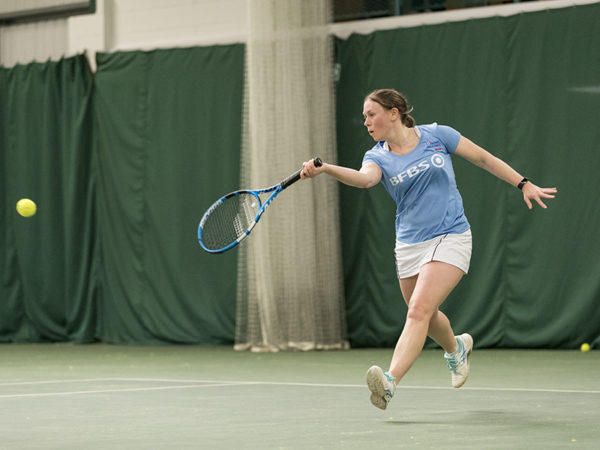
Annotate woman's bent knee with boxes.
[406,302,435,323]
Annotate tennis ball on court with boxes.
[16,198,37,217]
[580,343,590,352]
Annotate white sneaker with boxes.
[444,333,473,388]
[366,365,396,410]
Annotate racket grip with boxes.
[281,157,323,190]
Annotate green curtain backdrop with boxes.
[335,3,600,348]
[94,45,244,344]
[1,5,598,349]
[0,55,98,342]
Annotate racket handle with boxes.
[281,157,323,190]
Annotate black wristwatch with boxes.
[517,178,529,190]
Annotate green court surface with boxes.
[0,345,598,449]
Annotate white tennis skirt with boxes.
[394,229,472,279]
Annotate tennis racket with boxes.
[198,157,322,253]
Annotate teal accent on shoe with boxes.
[451,337,464,355]
[445,336,470,374]
[446,333,473,388]
[384,371,395,384]
[445,353,459,373]
[445,337,464,359]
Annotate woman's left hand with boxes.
[522,182,558,209]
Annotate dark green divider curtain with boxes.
[0,55,97,342]
[335,3,600,348]
[94,45,244,344]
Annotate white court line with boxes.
[229,381,600,395]
[0,378,124,387]
[0,383,235,400]
[0,378,598,399]
[402,385,600,395]
[108,378,600,394]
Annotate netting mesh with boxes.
[235,0,348,352]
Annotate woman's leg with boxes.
[399,276,458,355]
[388,261,464,382]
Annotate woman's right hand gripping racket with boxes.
[198,158,322,253]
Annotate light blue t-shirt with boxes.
[362,123,470,244]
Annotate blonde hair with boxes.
[365,89,415,127]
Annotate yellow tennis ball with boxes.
[580,343,590,352]
[16,198,37,217]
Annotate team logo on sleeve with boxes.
[389,154,446,185]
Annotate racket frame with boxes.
[198,185,278,253]
[197,158,321,254]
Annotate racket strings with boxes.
[200,193,259,250]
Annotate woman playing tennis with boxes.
[301,89,557,410]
